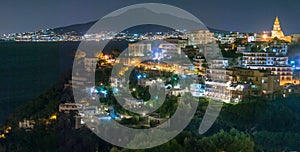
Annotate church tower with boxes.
[271,16,291,42]
[271,16,285,39]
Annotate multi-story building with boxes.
[205,64,281,103]
[158,43,181,58]
[242,52,293,85]
[205,68,234,103]
[245,65,293,86]
[217,33,237,44]
[234,68,280,96]
[119,43,152,66]
[190,83,206,97]
[187,30,215,46]
[243,52,288,66]
[165,38,188,48]
[193,56,206,72]
[205,59,234,103]
[208,59,229,68]
[236,46,248,54]
[128,43,152,57]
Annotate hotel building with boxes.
[242,52,293,85]
[187,30,215,46]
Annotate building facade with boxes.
[128,43,152,57]
[205,66,281,103]
[242,51,293,85]
[187,30,215,46]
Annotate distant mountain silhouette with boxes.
[52,21,97,35]
[52,7,229,35]
[53,19,229,35]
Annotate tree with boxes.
[196,129,255,152]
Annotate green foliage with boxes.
[196,129,254,152]
[111,129,254,152]
[253,131,300,151]
[5,83,63,126]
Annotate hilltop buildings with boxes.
[72,16,298,104]
[192,16,298,103]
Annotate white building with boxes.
[243,52,288,66]
[190,83,205,97]
[128,43,151,57]
[208,59,229,68]
[187,30,215,46]
[158,43,181,58]
[205,58,234,103]
[242,52,292,85]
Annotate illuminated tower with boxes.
[271,16,285,39]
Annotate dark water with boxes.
[0,42,79,122]
[0,40,129,123]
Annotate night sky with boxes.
[1,0,300,35]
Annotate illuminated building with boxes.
[205,68,234,103]
[243,52,288,66]
[193,56,206,72]
[242,52,293,85]
[205,67,281,103]
[271,16,291,42]
[19,119,35,131]
[128,43,151,57]
[122,43,152,66]
[217,33,237,44]
[190,83,205,97]
[59,103,82,113]
[234,68,280,96]
[208,59,229,68]
[244,65,293,86]
[205,59,235,103]
[165,38,188,48]
[158,43,181,58]
[187,30,215,46]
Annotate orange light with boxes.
[263,34,267,39]
[49,114,57,120]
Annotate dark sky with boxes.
[1,0,300,35]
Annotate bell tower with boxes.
[271,16,285,39]
[273,16,281,31]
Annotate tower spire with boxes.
[273,16,281,31]
[274,16,280,25]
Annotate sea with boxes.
[0,42,78,122]
[0,40,129,123]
